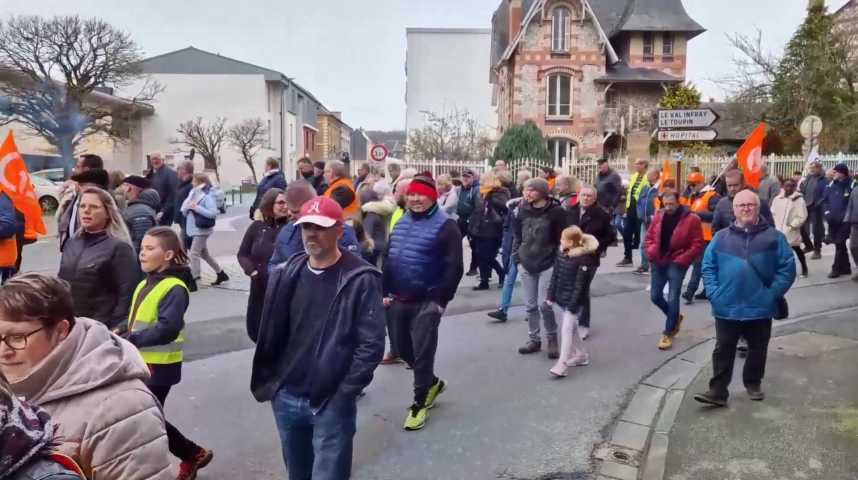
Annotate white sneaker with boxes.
[566,354,590,367]
[579,327,590,340]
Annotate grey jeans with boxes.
[520,267,557,342]
[190,234,222,278]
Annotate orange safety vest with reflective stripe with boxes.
[324,177,358,219]
[0,237,16,268]
[688,191,717,241]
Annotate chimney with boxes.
[509,0,524,40]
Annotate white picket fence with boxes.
[351,153,858,188]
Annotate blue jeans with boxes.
[499,261,519,312]
[650,263,688,335]
[639,223,650,271]
[271,388,357,480]
[684,251,705,297]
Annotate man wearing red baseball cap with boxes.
[251,195,385,479]
[383,173,464,431]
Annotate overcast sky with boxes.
[3,0,851,130]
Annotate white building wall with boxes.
[125,73,280,188]
[284,111,298,179]
[405,28,496,144]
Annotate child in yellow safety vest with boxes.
[121,226,213,480]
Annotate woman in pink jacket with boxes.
[0,273,172,480]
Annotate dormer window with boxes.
[643,32,654,62]
[552,7,570,52]
[662,33,674,61]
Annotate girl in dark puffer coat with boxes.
[547,226,599,377]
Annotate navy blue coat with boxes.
[267,221,360,272]
[822,178,852,223]
[250,170,288,219]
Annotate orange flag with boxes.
[737,123,767,189]
[0,131,47,240]
[659,158,673,192]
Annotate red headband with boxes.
[408,181,438,201]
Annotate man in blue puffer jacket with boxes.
[822,163,853,278]
[695,190,796,407]
[383,174,463,432]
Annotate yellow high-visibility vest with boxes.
[128,277,188,365]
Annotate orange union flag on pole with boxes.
[737,122,767,189]
[0,131,47,239]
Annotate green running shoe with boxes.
[404,404,428,431]
[424,378,446,409]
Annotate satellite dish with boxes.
[800,116,823,139]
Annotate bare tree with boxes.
[0,15,160,175]
[719,30,780,105]
[227,118,268,183]
[407,109,494,162]
[172,117,227,182]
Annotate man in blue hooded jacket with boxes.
[695,190,796,407]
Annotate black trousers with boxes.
[791,247,808,276]
[622,209,640,259]
[457,218,478,272]
[709,318,772,398]
[801,205,825,252]
[148,384,202,461]
[473,236,504,284]
[828,220,852,275]
[387,299,442,406]
[577,265,598,328]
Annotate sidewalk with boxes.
[665,309,858,480]
[593,302,858,480]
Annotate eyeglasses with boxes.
[735,203,758,210]
[274,200,288,206]
[0,326,46,351]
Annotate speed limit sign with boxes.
[369,144,389,163]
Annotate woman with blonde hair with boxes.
[436,174,459,219]
[546,226,599,377]
[58,186,138,328]
[468,170,510,290]
[108,170,127,211]
[181,173,229,285]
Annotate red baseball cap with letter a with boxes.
[295,196,343,228]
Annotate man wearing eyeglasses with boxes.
[695,190,796,407]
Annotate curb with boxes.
[594,304,858,480]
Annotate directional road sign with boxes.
[657,129,718,142]
[657,109,719,129]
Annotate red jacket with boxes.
[644,206,706,268]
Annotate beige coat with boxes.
[11,317,172,480]
[771,191,808,246]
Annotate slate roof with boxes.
[594,61,682,83]
[490,0,704,74]
[137,46,324,107]
[613,0,705,38]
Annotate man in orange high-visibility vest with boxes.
[682,172,720,305]
[323,160,359,219]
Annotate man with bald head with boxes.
[696,190,796,407]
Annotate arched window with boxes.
[546,73,572,117]
[552,7,571,52]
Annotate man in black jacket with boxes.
[384,174,464,431]
[565,184,613,338]
[513,178,568,357]
[251,196,384,479]
[146,153,179,226]
[250,157,288,219]
[800,161,828,259]
[174,161,195,249]
[121,175,160,255]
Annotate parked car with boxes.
[32,175,61,213]
[32,168,67,183]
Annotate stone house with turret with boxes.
[491,0,704,163]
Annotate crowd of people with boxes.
[0,150,855,480]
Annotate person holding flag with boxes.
[0,131,48,277]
